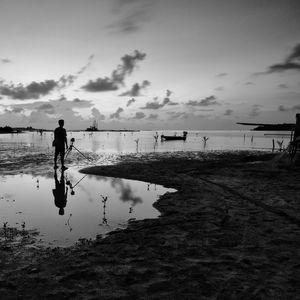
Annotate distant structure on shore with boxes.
[237,122,294,131]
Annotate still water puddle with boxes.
[0,169,175,247]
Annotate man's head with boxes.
[58,119,64,127]
[59,208,65,215]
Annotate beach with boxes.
[0,149,299,299]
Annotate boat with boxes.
[161,131,188,141]
[86,120,98,131]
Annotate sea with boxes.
[0,129,293,154]
[0,130,292,247]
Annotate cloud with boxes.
[257,43,300,74]
[82,50,146,92]
[141,97,178,109]
[57,54,94,90]
[245,81,254,85]
[119,80,150,96]
[132,112,145,119]
[216,73,228,78]
[147,113,158,120]
[0,97,97,129]
[278,104,300,112]
[214,86,224,91]
[249,105,261,118]
[1,58,12,64]
[81,77,119,92]
[127,98,136,107]
[166,89,172,97]
[0,80,58,100]
[107,1,151,34]
[37,103,55,114]
[167,112,189,120]
[278,84,288,89]
[110,107,124,119]
[224,109,233,116]
[185,96,218,107]
[91,107,105,120]
[77,54,94,75]
[4,107,23,114]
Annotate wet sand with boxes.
[0,150,299,299]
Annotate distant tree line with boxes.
[0,126,14,133]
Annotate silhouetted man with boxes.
[53,170,68,215]
[54,119,68,170]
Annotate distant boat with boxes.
[161,131,188,141]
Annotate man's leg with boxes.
[61,149,68,170]
[54,148,59,169]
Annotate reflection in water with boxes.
[0,170,174,247]
[65,214,73,232]
[110,177,143,206]
[52,170,68,215]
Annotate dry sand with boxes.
[0,150,299,299]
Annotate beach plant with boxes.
[134,139,139,152]
[100,195,109,226]
[277,140,284,152]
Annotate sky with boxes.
[0,0,299,130]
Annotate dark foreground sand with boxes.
[0,151,299,299]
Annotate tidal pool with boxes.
[0,169,175,247]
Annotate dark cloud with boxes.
[110,107,124,119]
[81,77,119,92]
[245,81,254,85]
[185,96,218,107]
[258,43,300,74]
[166,89,172,97]
[216,73,228,78]
[119,80,150,96]
[278,104,300,112]
[1,58,12,64]
[132,112,145,119]
[141,96,178,110]
[0,80,57,100]
[224,109,233,116]
[82,50,146,92]
[127,98,136,107]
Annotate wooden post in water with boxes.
[272,139,275,152]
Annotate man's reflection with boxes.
[53,170,68,215]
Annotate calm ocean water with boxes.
[0,130,292,154]
[0,130,291,246]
